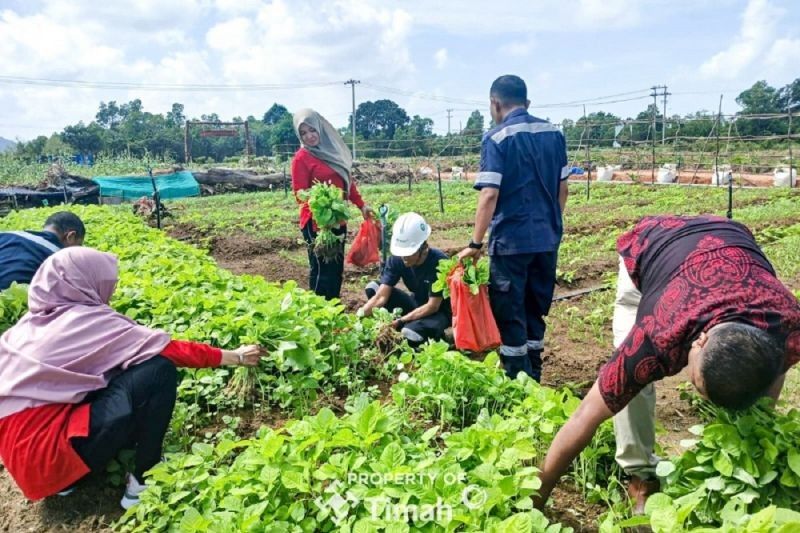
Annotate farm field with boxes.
[0,181,799,531]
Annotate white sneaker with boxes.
[120,473,147,510]
[56,486,75,497]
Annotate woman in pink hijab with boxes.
[0,247,266,509]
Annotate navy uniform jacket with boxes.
[475,108,569,256]
[0,231,62,290]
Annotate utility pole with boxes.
[661,85,670,145]
[446,108,453,135]
[344,79,360,159]
[650,86,658,183]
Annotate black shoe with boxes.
[527,349,542,382]
[501,354,534,380]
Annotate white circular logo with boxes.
[461,485,487,510]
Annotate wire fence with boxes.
[266,110,800,182]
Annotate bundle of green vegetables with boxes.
[432,256,491,298]
[301,182,350,262]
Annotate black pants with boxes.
[489,251,558,381]
[302,222,346,300]
[71,356,178,483]
[365,283,450,346]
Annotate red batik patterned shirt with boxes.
[598,215,800,413]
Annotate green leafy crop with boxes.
[301,182,351,262]
[432,257,490,299]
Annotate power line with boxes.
[361,82,653,109]
[0,75,344,92]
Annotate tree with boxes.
[393,115,435,156]
[43,134,71,156]
[777,78,800,110]
[736,81,780,114]
[269,114,299,157]
[14,136,47,160]
[627,104,663,142]
[736,81,784,136]
[166,103,186,128]
[96,101,123,129]
[61,122,104,155]
[404,115,434,137]
[350,99,409,139]
[263,104,290,125]
[464,110,485,135]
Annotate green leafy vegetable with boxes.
[301,182,351,262]
[432,256,490,298]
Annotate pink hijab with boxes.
[0,247,170,419]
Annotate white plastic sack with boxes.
[596,166,614,182]
[773,168,797,187]
[712,165,732,186]
[657,166,677,184]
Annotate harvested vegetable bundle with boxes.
[301,182,350,262]
[432,256,491,298]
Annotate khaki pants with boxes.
[612,257,659,478]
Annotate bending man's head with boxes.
[43,212,85,247]
[689,322,784,410]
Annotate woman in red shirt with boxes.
[291,109,373,300]
[0,247,266,509]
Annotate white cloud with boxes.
[212,0,262,14]
[206,1,414,83]
[499,38,536,58]
[699,0,780,79]
[434,48,448,69]
[534,72,554,89]
[0,0,417,139]
[576,0,641,27]
[764,37,800,71]
[397,0,644,34]
[205,17,252,51]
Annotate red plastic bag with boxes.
[346,219,381,266]
[447,265,502,352]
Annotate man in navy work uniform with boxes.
[358,212,451,347]
[0,211,85,290]
[459,74,569,381]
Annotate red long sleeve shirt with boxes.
[0,340,222,500]
[291,148,365,229]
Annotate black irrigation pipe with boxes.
[552,285,611,302]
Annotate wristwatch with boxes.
[468,240,484,250]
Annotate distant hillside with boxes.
[0,137,16,153]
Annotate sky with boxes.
[1,0,799,141]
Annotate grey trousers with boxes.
[612,257,659,479]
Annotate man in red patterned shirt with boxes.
[534,215,800,513]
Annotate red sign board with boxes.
[199,129,237,137]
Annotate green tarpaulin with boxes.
[92,171,200,200]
